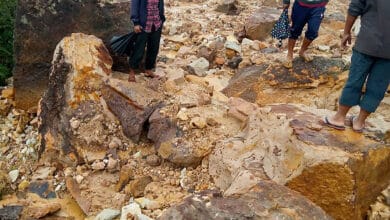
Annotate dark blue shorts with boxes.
[290,1,326,41]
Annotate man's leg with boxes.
[355,57,390,130]
[300,6,325,61]
[145,27,162,77]
[129,32,147,81]
[327,50,374,127]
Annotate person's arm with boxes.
[342,0,365,47]
[341,14,357,47]
[131,0,142,33]
[283,0,290,9]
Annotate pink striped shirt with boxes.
[145,0,162,33]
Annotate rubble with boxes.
[1,0,389,219]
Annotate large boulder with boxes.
[38,33,154,166]
[244,7,280,41]
[209,100,390,219]
[158,181,332,220]
[14,0,131,111]
[222,57,348,110]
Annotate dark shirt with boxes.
[131,0,165,30]
[349,0,390,59]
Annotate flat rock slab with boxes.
[158,181,331,220]
[222,57,347,108]
[210,101,390,220]
[14,0,131,111]
[0,206,23,220]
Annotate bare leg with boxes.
[128,68,136,82]
[299,37,313,62]
[284,38,296,68]
[353,108,370,130]
[328,104,351,126]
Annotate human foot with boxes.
[128,69,136,82]
[144,70,159,78]
[299,51,313,62]
[347,116,365,133]
[283,56,293,69]
[323,116,345,130]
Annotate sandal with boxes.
[347,116,365,133]
[323,116,345,130]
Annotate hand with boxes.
[341,32,352,49]
[283,4,290,10]
[134,25,142,33]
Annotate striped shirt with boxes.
[145,0,162,33]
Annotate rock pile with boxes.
[1,0,389,219]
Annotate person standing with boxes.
[282,0,328,68]
[324,0,390,132]
[129,0,165,82]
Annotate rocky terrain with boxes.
[1,0,390,219]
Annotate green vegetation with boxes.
[0,0,17,86]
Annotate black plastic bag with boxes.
[271,9,290,48]
[110,32,136,56]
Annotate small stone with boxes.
[115,165,134,192]
[106,157,118,170]
[190,117,207,129]
[64,167,74,177]
[176,109,189,121]
[109,137,122,149]
[228,56,243,69]
[95,208,121,220]
[121,202,152,220]
[188,57,210,77]
[135,197,161,210]
[91,161,105,170]
[1,87,15,99]
[225,48,236,59]
[75,175,84,184]
[124,176,153,198]
[18,180,29,191]
[214,56,225,65]
[225,41,241,53]
[146,155,161,167]
[70,119,80,130]
[8,170,19,183]
[318,45,331,52]
[26,203,61,219]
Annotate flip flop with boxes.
[347,116,365,133]
[323,116,345,130]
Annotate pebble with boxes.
[146,155,161,167]
[95,208,121,220]
[9,169,19,183]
